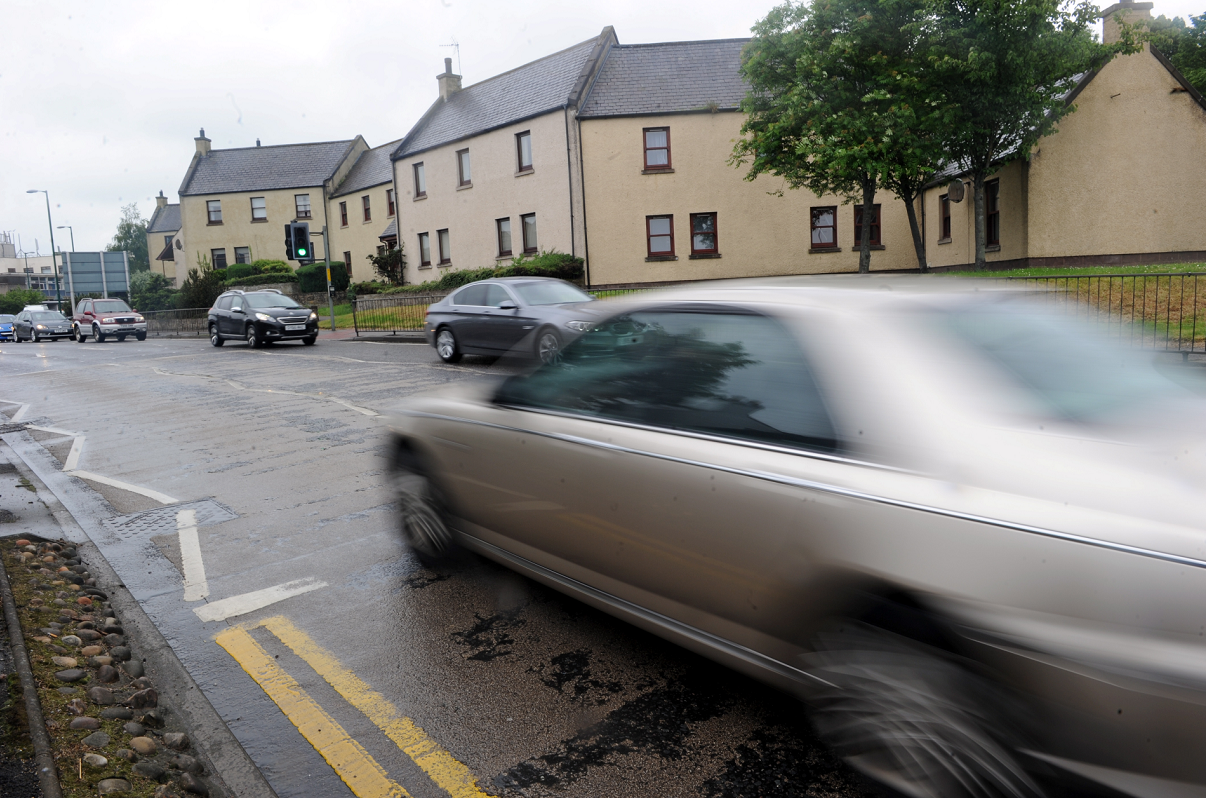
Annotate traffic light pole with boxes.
[323,225,335,333]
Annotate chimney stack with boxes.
[256,138,261,147]
[156,190,168,209]
[195,127,211,156]
[438,57,462,102]
[1100,0,1154,45]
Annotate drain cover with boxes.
[100,498,238,542]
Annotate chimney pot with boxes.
[256,138,261,147]
[156,191,168,209]
[444,57,453,73]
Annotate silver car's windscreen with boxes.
[496,306,840,452]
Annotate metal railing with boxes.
[351,293,450,335]
[998,273,1206,353]
[142,308,209,337]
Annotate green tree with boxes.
[129,271,178,312]
[366,245,406,284]
[0,288,47,315]
[1170,13,1206,93]
[176,253,226,309]
[929,0,1139,269]
[106,203,150,273]
[734,0,948,272]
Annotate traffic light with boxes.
[284,222,313,263]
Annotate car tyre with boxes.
[31,330,40,343]
[806,619,1043,798]
[74,326,87,343]
[93,325,106,343]
[246,324,261,349]
[435,327,462,363]
[536,327,562,365]
[135,332,146,341]
[302,335,317,346]
[393,451,456,566]
[209,325,224,348]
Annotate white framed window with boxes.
[250,197,267,221]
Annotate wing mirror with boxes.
[499,300,517,310]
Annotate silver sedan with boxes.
[388,277,1206,797]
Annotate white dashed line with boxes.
[194,578,328,623]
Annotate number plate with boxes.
[285,324,306,331]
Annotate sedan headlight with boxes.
[309,311,318,321]
[35,324,47,330]
[565,320,593,332]
[254,312,274,322]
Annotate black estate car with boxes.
[423,277,601,363]
[208,289,319,348]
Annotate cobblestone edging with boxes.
[2,538,212,798]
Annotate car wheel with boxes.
[393,452,456,565]
[209,325,224,348]
[435,327,462,363]
[93,325,106,343]
[31,330,40,343]
[302,335,317,346]
[74,326,87,343]
[806,619,1042,798]
[116,334,127,342]
[536,328,561,365]
[136,332,146,341]
[246,325,261,349]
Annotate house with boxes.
[923,0,1206,270]
[145,191,181,286]
[390,30,615,285]
[575,39,922,285]
[176,130,367,275]
[326,139,402,284]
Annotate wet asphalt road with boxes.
[0,334,867,798]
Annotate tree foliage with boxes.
[129,271,177,312]
[0,289,47,315]
[1149,13,1206,94]
[106,203,149,274]
[929,0,1139,269]
[734,0,950,272]
[366,245,406,285]
[176,254,226,309]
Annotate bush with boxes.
[379,250,585,295]
[223,272,299,288]
[350,281,387,296]
[252,259,291,274]
[176,267,227,309]
[129,272,178,312]
[0,288,48,315]
[225,262,256,282]
[296,262,349,293]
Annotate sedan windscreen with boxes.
[497,308,838,452]
[510,282,593,306]
[93,300,132,313]
[32,312,68,321]
[244,294,304,309]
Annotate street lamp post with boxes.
[56,225,75,252]
[27,190,61,309]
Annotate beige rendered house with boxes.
[326,139,402,284]
[145,191,181,286]
[176,130,368,275]
[924,1,1206,270]
[390,30,616,285]
[575,39,921,286]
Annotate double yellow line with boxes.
[217,617,489,798]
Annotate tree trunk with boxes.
[972,171,987,271]
[858,178,876,274]
[903,188,927,272]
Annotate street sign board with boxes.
[62,251,130,300]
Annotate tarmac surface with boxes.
[0,332,867,798]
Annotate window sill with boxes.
[418,264,433,270]
[296,214,313,220]
[851,244,885,250]
[207,221,223,226]
[937,238,952,245]
[438,262,453,268]
[250,218,268,224]
[808,247,841,254]
[363,220,373,225]
[986,244,1001,252]
[496,253,513,261]
[413,194,427,202]
[456,184,472,192]
[641,168,675,175]
[645,255,678,262]
[340,224,349,229]
[689,253,721,259]
[515,169,534,177]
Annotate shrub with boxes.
[296,262,349,293]
[0,288,49,315]
[350,281,387,296]
[377,250,585,295]
[129,272,178,312]
[224,262,256,281]
[176,266,227,309]
[253,259,291,274]
[223,272,299,288]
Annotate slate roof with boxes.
[394,36,604,160]
[332,140,402,198]
[146,203,181,233]
[578,39,750,118]
[180,140,355,196]
[379,218,397,241]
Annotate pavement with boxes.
[0,334,865,798]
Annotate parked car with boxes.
[388,277,1206,797]
[13,309,73,342]
[0,314,15,342]
[423,277,603,364]
[207,289,319,348]
[72,298,146,342]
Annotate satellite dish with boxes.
[175,239,183,250]
[948,180,966,203]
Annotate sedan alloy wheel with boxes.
[436,328,461,363]
[536,329,561,365]
[394,470,455,563]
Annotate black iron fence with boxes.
[142,308,209,338]
[351,293,450,335]
[998,273,1206,353]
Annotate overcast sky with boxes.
[2,0,1201,257]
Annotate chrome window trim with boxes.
[401,409,1206,572]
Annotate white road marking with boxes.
[69,470,178,504]
[25,424,78,437]
[64,435,85,471]
[0,401,32,421]
[178,508,209,602]
[193,578,328,623]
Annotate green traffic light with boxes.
[298,247,307,256]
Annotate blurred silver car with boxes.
[388,277,1206,797]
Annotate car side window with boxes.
[497,307,839,453]
[453,285,487,306]
[482,285,511,307]
[217,296,233,311]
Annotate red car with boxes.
[72,298,147,342]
